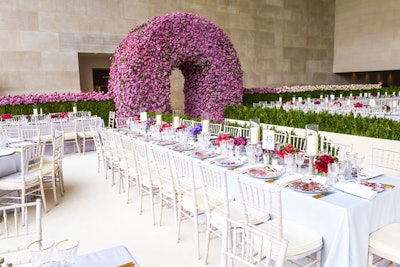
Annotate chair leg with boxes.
[194,212,200,260]
[204,218,211,264]
[176,206,182,243]
[52,173,58,205]
[39,182,48,213]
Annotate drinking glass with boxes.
[262,152,270,166]
[337,160,349,182]
[56,239,79,267]
[255,145,263,163]
[226,139,234,156]
[245,145,256,164]
[220,140,228,156]
[284,153,295,174]
[327,162,339,186]
[295,152,305,171]
[29,239,55,267]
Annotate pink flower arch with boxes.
[108,12,243,122]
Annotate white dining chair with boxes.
[368,223,400,267]
[180,118,194,128]
[288,134,306,151]
[120,136,139,204]
[0,199,42,265]
[274,131,287,144]
[90,125,106,174]
[150,144,178,226]
[320,138,353,159]
[108,111,116,128]
[236,177,323,267]
[60,119,80,154]
[223,125,242,137]
[77,117,98,154]
[369,145,400,173]
[20,128,41,142]
[209,123,222,135]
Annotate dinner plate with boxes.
[214,157,244,167]
[191,150,216,159]
[154,140,177,146]
[360,181,385,192]
[8,141,34,148]
[358,168,384,180]
[171,144,194,152]
[247,166,284,179]
[0,148,15,157]
[288,179,331,194]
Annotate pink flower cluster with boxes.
[0,91,113,106]
[314,154,337,174]
[1,113,12,120]
[108,12,243,122]
[275,144,300,159]
[354,102,363,108]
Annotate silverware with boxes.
[381,183,395,189]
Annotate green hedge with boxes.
[0,100,115,123]
[243,86,400,105]
[224,105,400,141]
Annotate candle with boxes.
[325,97,328,103]
[33,108,38,116]
[306,135,318,156]
[350,93,353,98]
[140,111,147,122]
[330,94,335,100]
[156,114,162,126]
[202,119,210,133]
[173,116,180,128]
[393,100,398,108]
[320,94,323,99]
[359,93,363,98]
[250,127,260,145]
[370,99,376,107]
[292,96,296,103]
[339,93,343,99]
[298,96,302,102]
[364,92,368,98]
[307,97,311,103]
[346,99,351,106]
[385,92,388,96]
[279,96,282,103]
[73,106,77,113]
[40,108,43,116]
[377,92,380,97]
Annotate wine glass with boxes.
[255,145,263,163]
[337,160,349,182]
[327,162,339,186]
[284,153,295,174]
[295,152,305,171]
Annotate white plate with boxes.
[191,150,216,159]
[214,157,244,167]
[171,144,194,152]
[288,179,331,194]
[247,167,284,179]
[0,148,15,157]
[358,168,384,180]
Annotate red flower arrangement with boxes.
[1,113,12,120]
[175,125,187,132]
[60,112,68,118]
[216,133,233,147]
[159,123,172,132]
[354,102,363,108]
[333,101,342,107]
[313,154,337,174]
[275,144,300,159]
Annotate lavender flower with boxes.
[233,136,247,146]
[145,118,155,130]
[189,124,202,135]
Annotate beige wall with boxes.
[0,0,340,96]
[334,0,400,73]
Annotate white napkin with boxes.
[275,174,302,187]
[358,168,384,180]
[334,182,377,199]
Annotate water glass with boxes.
[295,152,305,171]
[29,239,55,267]
[327,162,339,186]
[56,239,79,267]
[284,153,295,174]
[262,152,270,166]
[245,145,256,164]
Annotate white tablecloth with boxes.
[123,133,400,267]
[76,245,139,267]
[0,152,20,177]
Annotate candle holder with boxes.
[172,110,180,129]
[72,102,77,113]
[139,107,147,123]
[155,110,162,126]
[201,111,210,134]
[249,118,260,145]
[305,124,319,175]
[33,104,38,116]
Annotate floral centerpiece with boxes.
[333,101,342,107]
[176,125,187,132]
[216,133,233,147]
[314,100,321,105]
[60,112,68,119]
[354,102,363,108]
[1,114,12,120]
[189,124,202,136]
[275,144,300,159]
[145,118,155,131]
[159,123,172,132]
[233,136,247,147]
[313,154,337,174]
[383,105,391,112]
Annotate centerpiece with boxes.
[314,154,338,174]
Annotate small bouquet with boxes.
[313,154,337,174]
[145,118,155,130]
[159,123,172,133]
[333,101,342,107]
[1,114,12,120]
[175,125,187,132]
[314,100,321,105]
[233,136,247,147]
[275,144,299,159]
[216,133,233,147]
[189,124,202,136]
[354,102,363,108]
[60,112,69,118]
[383,105,390,112]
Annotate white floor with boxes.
[41,151,221,267]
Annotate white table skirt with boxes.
[124,134,400,267]
[0,152,20,177]
[75,245,139,267]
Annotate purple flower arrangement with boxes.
[108,12,243,122]
[145,118,155,130]
[233,136,247,146]
[189,124,202,136]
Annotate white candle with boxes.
[320,94,323,99]
[250,127,260,145]
[339,93,343,98]
[202,119,210,133]
[33,108,38,116]
[279,96,282,103]
[370,99,376,107]
[140,111,147,122]
[156,114,162,126]
[359,93,363,98]
[346,99,351,106]
[350,93,353,98]
[298,96,302,102]
[330,94,335,100]
[377,92,380,97]
[393,100,398,108]
[325,97,328,103]
[173,116,180,128]
[364,92,368,98]
[306,135,318,156]
[40,108,43,116]
[385,92,388,96]
[307,97,311,103]
[73,106,77,113]
[292,96,296,103]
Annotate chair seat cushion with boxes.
[0,171,41,190]
[369,223,400,263]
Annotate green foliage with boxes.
[243,86,400,105]
[0,100,115,123]
[224,105,400,141]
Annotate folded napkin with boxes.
[358,168,384,180]
[334,182,377,199]
[275,174,302,187]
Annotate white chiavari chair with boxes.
[368,223,400,267]
[108,111,116,128]
[223,125,242,137]
[274,131,287,145]
[288,134,306,151]
[170,152,204,259]
[120,136,139,204]
[77,117,98,155]
[60,119,80,154]
[236,177,323,267]
[115,117,130,129]
[209,123,222,136]
[0,200,42,266]
[369,145,400,173]
[241,127,250,138]
[37,121,54,150]
[98,128,117,182]
[181,118,194,128]
[320,138,353,159]
[20,128,41,142]
[90,125,106,174]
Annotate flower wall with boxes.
[108,12,243,122]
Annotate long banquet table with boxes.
[119,130,400,267]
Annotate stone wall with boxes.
[0,0,340,96]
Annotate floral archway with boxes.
[108,12,243,122]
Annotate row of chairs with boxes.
[90,127,321,266]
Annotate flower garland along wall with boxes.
[108,12,243,122]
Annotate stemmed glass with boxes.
[327,162,339,186]
[337,160,349,182]
[284,153,295,174]
[255,145,263,163]
[295,152,305,172]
